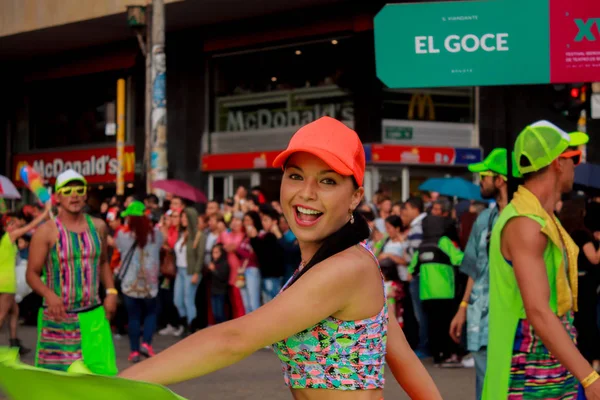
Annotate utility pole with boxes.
[150,0,167,199]
[126,2,153,194]
[144,4,152,194]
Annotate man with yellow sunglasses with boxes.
[26,169,118,375]
[449,147,520,399]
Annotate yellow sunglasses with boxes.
[57,186,87,196]
[479,171,507,181]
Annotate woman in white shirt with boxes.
[173,207,204,336]
[378,215,409,281]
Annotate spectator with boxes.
[115,201,164,363]
[359,209,383,252]
[378,215,409,281]
[431,198,452,217]
[233,186,248,217]
[401,196,429,359]
[238,212,263,312]
[250,206,285,302]
[208,244,230,324]
[251,186,267,204]
[105,207,127,337]
[173,207,204,336]
[277,215,301,283]
[374,196,392,233]
[124,195,136,208]
[205,200,220,218]
[170,197,184,212]
[271,201,283,215]
[223,198,234,224]
[392,201,403,217]
[408,215,464,367]
[145,194,162,225]
[100,201,109,220]
[217,217,247,319]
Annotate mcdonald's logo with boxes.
[408,93,435,121]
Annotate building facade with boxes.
[1,0,596,206]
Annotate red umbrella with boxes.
[152,180,207,203]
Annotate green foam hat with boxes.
[120,201,146,218]
[468,148,522,178]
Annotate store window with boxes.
[28,71,123,149]
[210,38,355,134]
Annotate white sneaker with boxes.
[158,325,175,336]
[172,325,184,337]
[461,355,475,368]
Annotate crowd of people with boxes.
[1,117,600,400]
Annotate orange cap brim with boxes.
[273,147,354,178]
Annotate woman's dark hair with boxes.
[559,198,587,235]
[380,260,401,282]
[385,215,403,229]
[359,209,376,222]
[244,211,263,231]
[212,243,226,262]
[285,210,370,288]
[128,216,155,248]
[258,204,280,221]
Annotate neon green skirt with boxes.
[35,306,117,375]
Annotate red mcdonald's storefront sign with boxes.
[12,146,135,187]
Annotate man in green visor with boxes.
[483,121,600,399]
[449,147,520,399]
[26,169,118,375]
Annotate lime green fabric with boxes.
[79,306,118,376]
[121,200,146,218]
[569,131,589,147]
[35,306,117,375]
[0,347,187,400]
[0,233,17,294]
[408,237,464,300]
[468,148,522,178]
[483,202,566,399]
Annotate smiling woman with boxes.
[118,117,441,400]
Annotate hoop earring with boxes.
[349,210,354,224]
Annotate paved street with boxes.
[2,325,474,399]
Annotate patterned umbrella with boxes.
[0,175,21,200]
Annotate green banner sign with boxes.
[374,1,550,88]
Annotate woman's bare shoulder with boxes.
[310,245,378,280]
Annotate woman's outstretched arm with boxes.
[386,320,442,399]
[119,249,375,385]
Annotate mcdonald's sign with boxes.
[408,93,435,121]
[12,146,135,187]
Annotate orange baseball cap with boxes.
[273,117,366,186]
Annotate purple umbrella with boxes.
[152,180,207,203]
